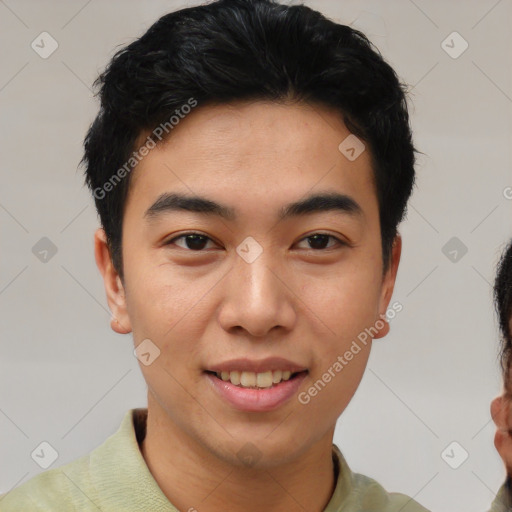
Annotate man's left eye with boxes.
[296,234,344,250]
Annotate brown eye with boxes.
[166,233,216,251]
[296,233,345,250]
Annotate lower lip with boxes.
[205,371,308,412]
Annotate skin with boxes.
[94,100,401,512]
[491,318,512,481]
[492,395,512,476]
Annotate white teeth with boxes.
[256,371,273,388]
[214,369,299,388]
[272,370,282,383]
[230,370,241,385]
[240,371,256,387]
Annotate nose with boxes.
[217,250,297,338]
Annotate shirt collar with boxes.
[89,408,177,511]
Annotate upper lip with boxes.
[206,357,308,374]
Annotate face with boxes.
[95,100,400,468]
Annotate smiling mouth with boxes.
[205,369,308,389]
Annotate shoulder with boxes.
[349,471,431,512]
[0,409,150,512]
[0,453,96,512]
[486,479,512,512]
[331,445,431,512]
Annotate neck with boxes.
[139,397,337,512]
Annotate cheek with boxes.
[298,264,380,401]
[124,268,219,396]
[123,253,210,340]
[300,262,383,337]
[297,343,371,430]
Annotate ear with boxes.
[373,234,402,340]
[491,396,507,431]
[94,227,132,334]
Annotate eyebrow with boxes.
[143,191,363,222]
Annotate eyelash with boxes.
[164,231,347,251]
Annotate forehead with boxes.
[125,100,376,215]
[151,100,361,163]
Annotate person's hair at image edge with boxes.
[80,0,417,282]
[494,239,512,385]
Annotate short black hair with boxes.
[81,0,417,282]
[495,240,512,381]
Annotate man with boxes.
[1,0,505,510]
[490,240,512,511]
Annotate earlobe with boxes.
[94,228,132,335]
[491,396,505,429]
[373,315,390,339]
[110,315,131,335]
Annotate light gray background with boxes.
[1,1,511,511]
